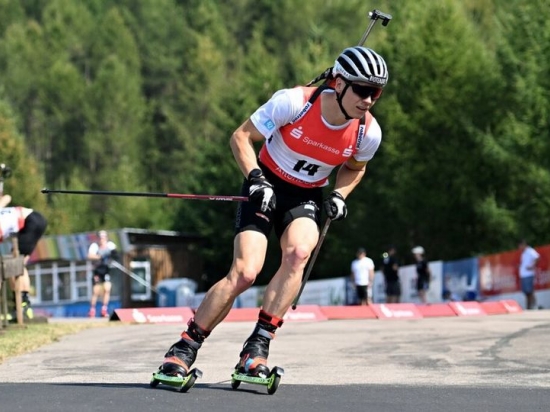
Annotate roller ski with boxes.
[231,366,284,395]
[150,334,203,393]
[150,368,202,393]
[230,324,284,395]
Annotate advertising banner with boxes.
[111,307,194,324]
[534,245,550,290]
[442,258,479,301]
[479,251,519,297]
[479,245,550,297]
[370,303,423,319]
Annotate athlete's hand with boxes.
[323,191,347,221]
[248,169,276,212]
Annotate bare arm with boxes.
[332,158,367,198]
[229,119,267,178]
[530,257,540,271]
[0,195,12,208]
[87,251,100,261]
[87,244,101,261]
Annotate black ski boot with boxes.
[151,320,210,392]
[231,310,285,394]
[159,320,210,377]
[237,325,274,377]
[160,334,201,377]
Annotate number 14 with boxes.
[293,160,320,176]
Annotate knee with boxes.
[230,264,259,292]
[283,245,311,271]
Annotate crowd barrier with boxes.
[110,299,522,324]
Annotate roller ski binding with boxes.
[231,366,284,395]
[150,337,202,393]
[230,326,284,394]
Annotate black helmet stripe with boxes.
[361,48,387,78]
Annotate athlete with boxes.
[158,46,389,379]
[87,230,117,317]
[0,194,48,320]
[412,246,431,304]
[350,247,375,305]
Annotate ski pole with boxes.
[292,218,331,310]
[305,8,392,86]
[41,188,248,202]
[357,9,392,46]
[292,10,392,309]
[110,260,159,294]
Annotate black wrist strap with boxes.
[248,168,264,181]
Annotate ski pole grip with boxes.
[369,9,392,26]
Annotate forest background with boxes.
[1,0,549,287]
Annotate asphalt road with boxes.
[1,310,549,412]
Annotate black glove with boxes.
[323,191,347,221]
[110,249,119,261]
[248,168,276,212]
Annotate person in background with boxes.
[350,247,375,305]
[412,246,431,304]
[87,230,117,317]
[382,245,400,303]
[518,240,540,310]
[0,194,48,320]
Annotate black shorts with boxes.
[17,211,47,255]
[416,277,430,292]
[235,163,322,239]
[93,273,111,285]
[355,285,368,301]
[385,281,401,297]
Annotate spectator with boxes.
[350,247,375,305]
[87,230,117,317]
[518,240,539,310]
[0,194,48,320]
[382,246,400,303]
[412,246,431,304]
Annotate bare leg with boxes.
[102,282,112,306]
[8,267,31,294]
[262,218,319,318]
[194,231,268,330]
[90,284,101,307]
[526,293,536,310]
[234,218,319,376]
[418,290,427,304]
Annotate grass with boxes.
[0,321,116,364]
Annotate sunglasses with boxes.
[343,79,383,100]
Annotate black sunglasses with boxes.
[342,79,383,100]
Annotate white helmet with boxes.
[412,246,425,255]
[332,46,389,86]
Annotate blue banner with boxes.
[442,258,479,301]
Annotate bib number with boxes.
[293,160,320,176]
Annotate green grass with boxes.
[0,321,115,364]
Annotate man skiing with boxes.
[157,46,390,382]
